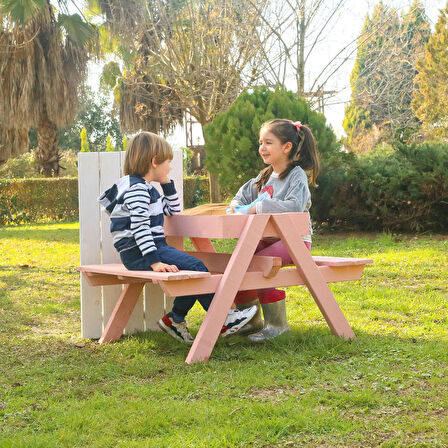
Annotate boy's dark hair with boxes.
[124,131,173,177]
[255,119,319,191]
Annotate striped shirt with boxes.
[98,175,181,265]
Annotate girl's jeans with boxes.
[119,240,213,322]
[234,239,311,304]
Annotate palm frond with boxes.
[57,13,97,47]
[0,0,47,25]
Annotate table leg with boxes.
[99,282,145,344]
[190,237,216,253]
[272,214,356,339]
[186,215,270,364]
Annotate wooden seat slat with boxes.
[312,256,373,267]
[78,264,211,281]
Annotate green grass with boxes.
[0,223,447,447]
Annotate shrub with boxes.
[0,150,78,178]
[312,141,448,232]
[184,176,209,208]
[204,86,341,197]
[0,178,78,225]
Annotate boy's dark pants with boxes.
[119,240,213,322]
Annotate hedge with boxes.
[0,176,210,225]
[2,143,447,232]
[0,178,78,225]
[312,141,448,232]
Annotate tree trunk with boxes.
[208,171,221,203]
[35,112,60,177]
[297,5,306,96]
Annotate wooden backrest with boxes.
[78,150,183,339]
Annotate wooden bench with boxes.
[78,213,373,364]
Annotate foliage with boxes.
[184,175,209,208]
[80,127,90,152]
[105,135,115,152]
[53,87,123,152]
[0,150,78,178]
[0,224,447,446]
[343,1,430,151]
[0,1,97,174]
[412,4,448,138]
[313,141,448,232]
[94,0,266,131]
[204,87,340,197]
[0,174,209,222]
[0,178,78,225]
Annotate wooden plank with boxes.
[78,264,211,280]
[164,213,310,239]
[165,236,184,250]
[144,283,165,331]
[115,151,145,334]
[165,295,175,314]
[99,283,145,343]
[272,214,356,339]
[313,256,373,267]
[172,149,184,211]
[183,251,282,277]
[160,265,367,297]
[99,152,126,331]
[78,152,103,339]
[186,214,270,364]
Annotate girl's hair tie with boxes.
[292,121,302,131]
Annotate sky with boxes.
[85,0,447,147]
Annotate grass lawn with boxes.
[0,223,447,447]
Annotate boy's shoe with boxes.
[158,314,194,345]
[220,305,257,338]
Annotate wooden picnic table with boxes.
[78,212,373,364]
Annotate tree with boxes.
[94,0,268,201]
[58,87,123,152]
[412,4,448,137]
[343,1,430,151]
[0,0,96,175]
[204,87,340,197]
[254,0,349,100]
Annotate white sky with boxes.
[85,0,447,146]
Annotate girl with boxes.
[98,132,256,345]
[228,119,319,342]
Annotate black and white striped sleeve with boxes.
[161,180,181,216]
[123,183,161,265]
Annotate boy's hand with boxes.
[151,262,179,272]
[160,177,171,185]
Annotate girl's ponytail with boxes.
[255,165,273,191]
[292,125,319,186]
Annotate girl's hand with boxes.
[248,205,257,214]
[151,262,179,272]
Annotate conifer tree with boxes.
[80,128,90,153]
[412,4,448,137]
[204,87,339,197]
[344,1,430,151]
[105,135,115,152]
